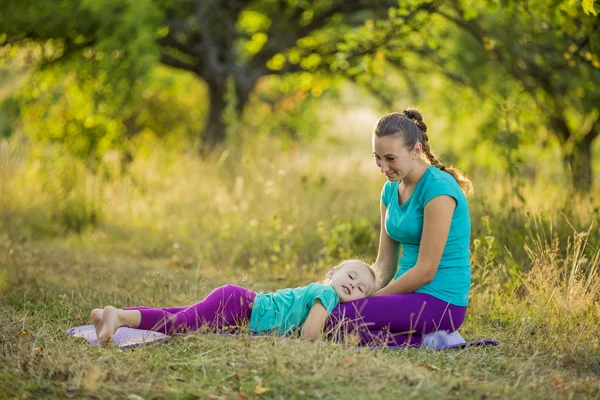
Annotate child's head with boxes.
[325,260,376,303]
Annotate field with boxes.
[1,121,599,399]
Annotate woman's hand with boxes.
[375,195,455,296]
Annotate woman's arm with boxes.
[375,195,455,296]
[301,300,329,341]
[372,201,401,289]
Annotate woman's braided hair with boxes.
[374,108,473,195]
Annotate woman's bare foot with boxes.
[98,305,122,345]
[91,308,104,342]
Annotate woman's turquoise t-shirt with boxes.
[381,166,471,306]
[249,283,339,335]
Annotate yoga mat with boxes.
[66,324,499,350]
[421,330,499,349]
[66,325,168,348]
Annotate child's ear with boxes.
[326,268,335,278]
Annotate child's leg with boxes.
[124,306,186,313]
[96,306,142,344]
[91,307,183,342]
[136,284,256,334]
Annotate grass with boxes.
[1,233,598,399]
[1,135,599,399]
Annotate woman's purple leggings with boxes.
[326,293,467,347]
[125,284,256,334]
[125,286,466,347]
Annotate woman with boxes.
[327,109,473,347]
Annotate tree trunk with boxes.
[565,136,594,193]
[201,73,258,155]
[201,81,229,154]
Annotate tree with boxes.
[424,0,600,192]
[0,0,440,153]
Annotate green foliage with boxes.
[243,74,332,147]
[79,0,162,73]
[582,0,598,15]
[12,64,206,163]
[0,95,18,139]
[317,217,378,262]
[0,142,103,238]
[1,0,443,152]
[425,0,600,191]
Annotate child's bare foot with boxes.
[91,308,104,341]
[98,305,121,345]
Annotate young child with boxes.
[91,259,376,345]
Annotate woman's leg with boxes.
[136,284,256,334]
[332,327,422,348]
[326,293,467,346]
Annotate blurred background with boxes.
[0,0,599,274]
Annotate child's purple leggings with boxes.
[125,285,256,334]
[125,286,466,347]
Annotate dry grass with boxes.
[1,220,599,399]
[1,137,599,399]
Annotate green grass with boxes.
[1,223,599,399]
[1,136,599,399]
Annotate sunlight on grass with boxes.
[1,124,599,398]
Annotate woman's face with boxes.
[372,134,418,182]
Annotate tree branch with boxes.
[251,0,365,69]
[160,52,196,72]
[585,115,600,142]
[158,34,200,57]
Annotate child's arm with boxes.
[301,299,329,341]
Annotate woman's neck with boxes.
[402,161,430,188]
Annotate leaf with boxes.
[418,363,440,371]
[254,385,270,394]
[15,331,29,339]
[343,357,356,366]
[552,377,568,390]
[236,392,251,400]
[226,373,240,381]
[582,0,597,15]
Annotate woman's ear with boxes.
[413,142,422,156]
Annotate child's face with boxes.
[327,262,375,303]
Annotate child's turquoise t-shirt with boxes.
[249,283,339,335]
[381,166,471,306]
